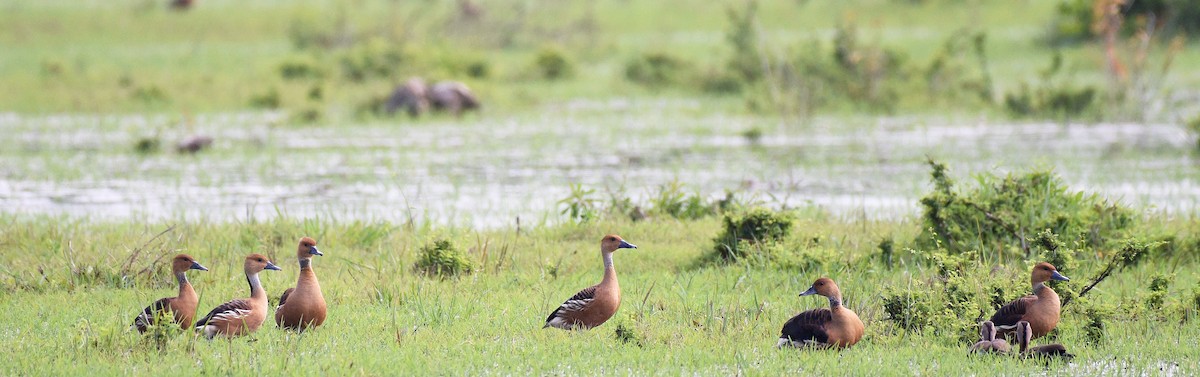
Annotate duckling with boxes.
[543,235,637,330]
[132,254,208,333]
[275,237,327,331]
[777,277,865,349]
[194,254,281,339]
[1016,320,1075,361]
[968,320,1010,354]
[990,262,1070,339]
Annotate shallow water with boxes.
[1,101,1197,227]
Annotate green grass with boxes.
[2,0,1197,116]
[0,216,1197,375]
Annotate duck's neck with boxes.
[299,258,312,270]
[247,272,265,298]
[175,271,194,298]
[600,251,617,285]
[827,295,842,309]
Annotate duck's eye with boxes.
[258,258,265,262]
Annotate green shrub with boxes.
[414,239,474,277]
[558,184,600,223]
[339,38,407,82]
[278,56,328,81]
[533,47,572,80]
[1002,53,1097,119]
[248,87,281,109]
[1147,273,1173,310]
[624,52,691,88]
[918,159,1135,257]
[649,181,718,220]
[723,0,761,82]
[710,207,794,263]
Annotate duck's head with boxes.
[244,253,282,274]
[979,320,996,341]
[1031,262,1069,284]
[297,237,322,258]
[1016,320,1033,348]
[171,254,207,273]
[600,234,637,253]
[799,277,841,298]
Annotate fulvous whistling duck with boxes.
[1016,320,1075,361]
[968,320,1011,354]
[990,262,1070,339]
[132,254,208,333]
[275,237,326,331]
[194,253,281,339]
[777,277,865,349]
[543,235,637,330]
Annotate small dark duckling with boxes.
[968,320,1011,354]
[1016,320,1075,361]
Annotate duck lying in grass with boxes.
[276,237,327,331]
[194,254,281,339]
[990,262,1070,340]
[544,235,637,330]
[968,320,1010,354]
[131,254,208,333]
[777,277,865,349]
[1016,320,1075,361]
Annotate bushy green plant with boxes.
[248,87,281,109]
[624,52,691,89]
[649,181,717,220]
[1003,53,1097,119]
[710,207,794,263]
[533,47,572,80]
[723,0,761,82]
[278,56,328,81]
[339,38,407,82]
[1147,273,1173,310]
[414,239,474,277]
[558,184,600,223]
[1047,0,1200,44]
[918,159,1135,257]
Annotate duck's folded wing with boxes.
[132,297,173,333]
[544,286,597,327]
[277,288,295,310]
[780,308,833,344]
[989,295,1035,330]
[195,299,253,327]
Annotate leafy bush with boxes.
[414,239,474,277]
[918,159,1135,257]
[533,47,572,80]
[1003,53,1097,119]
[710,207,794,263]
[558,184,600,223]
[624,52,692,89]
[278,56,328,81]
[339,38,407,82]
[649,181,718,220]
[248,87,281,109]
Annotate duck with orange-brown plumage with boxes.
[777,277,865,349]
[275,237,327,331]
[543,235,637,330]
[132,254,208,333]
[990,262,1070,340]
[194,254,281,339]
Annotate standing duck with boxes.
[132,254,208,333]
[275,237,327,331]
[543,235,637,330]
[777,277,865,349]
[1016,320,1075,361]
[968,320,1010,354]
[990,262,1070,339]
[194,253,281,339]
